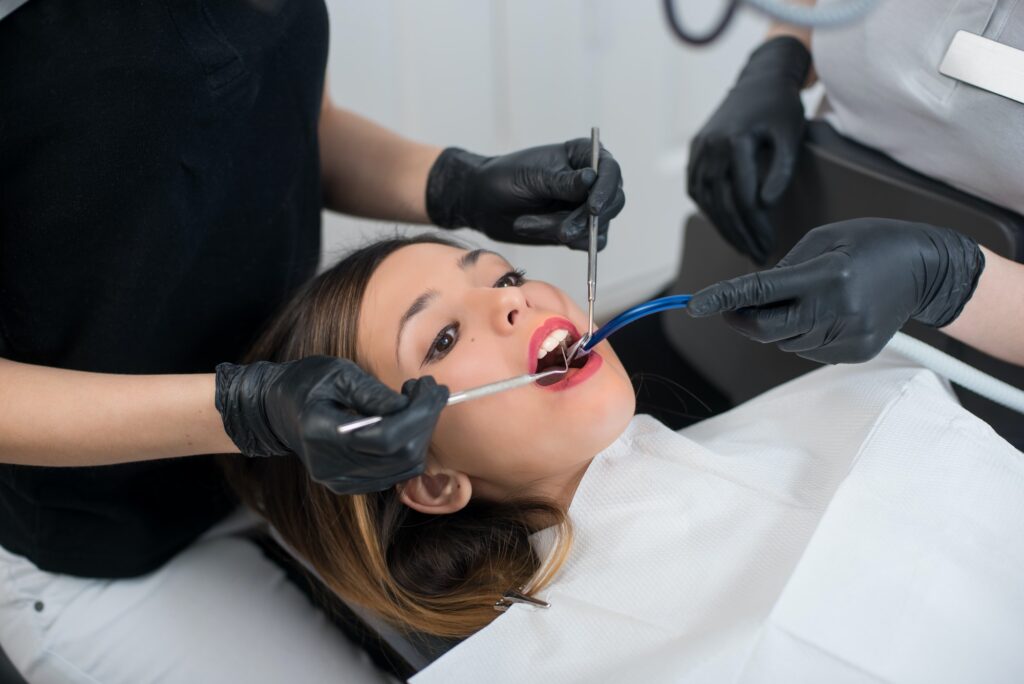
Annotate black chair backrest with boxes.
[663,120,1024,447]
[0,643,28,684]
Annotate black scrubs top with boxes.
[0,0,328,578]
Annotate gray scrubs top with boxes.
[812,0,1024,216]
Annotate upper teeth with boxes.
[537,329,571,359]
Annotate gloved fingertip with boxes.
[402,376,437,395]
[351,377,409,415]
[594,187,626,220]
[512,217,543,235]
[512,217,562,242]
[686,293,718,317]
[579,168,597,188]
[759,181,785,206]
[759,156,794,206]
[560,221,587,245]
[404,376,450,406]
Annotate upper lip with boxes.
[528,317,580,374]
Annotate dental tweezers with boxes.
[335,366,568,435]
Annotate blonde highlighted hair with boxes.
[222,235,572,638]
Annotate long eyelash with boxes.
[495,268,527,287]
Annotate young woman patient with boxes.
[224,234,638,638]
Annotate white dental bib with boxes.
[413,352,1024,683]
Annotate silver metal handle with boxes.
[586,126,600,338]
[335,367,567,435]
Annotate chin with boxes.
[567,373,636,457]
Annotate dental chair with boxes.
[662,119,1024,449]
[0,642,27,684]
[239,123,1024,683]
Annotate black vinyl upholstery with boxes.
[0,643,27,684]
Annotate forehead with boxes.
[365,242,467,312]
[357,243,467,367]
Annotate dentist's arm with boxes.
[0,360,236,466]
[0,356,448,494]
[318,87,442,223]
[318,84,625,250]
[687,218,1024,366]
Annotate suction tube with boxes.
[581,295,691,351]
[585,296,1024,415]
[886,332,1024,415]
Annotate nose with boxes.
[473,285,528,335]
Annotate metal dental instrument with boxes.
[336,347,571,435]
[585,126,600,344]
[566,127,601,365]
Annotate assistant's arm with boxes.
[0,359,236,466]
[765,0,816,84]
[941,246,1024,366]
[688,220,1024,368]
[318,83,442,223]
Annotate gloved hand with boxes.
[425,138,625,250]
[687,36,811,265]
[687,219,986,364]
[215,356,449,494]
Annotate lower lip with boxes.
[535,351,603,392]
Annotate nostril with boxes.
[507,309,518,325]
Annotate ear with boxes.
[398,468,473,515]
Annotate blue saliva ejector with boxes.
[567,294,692,361]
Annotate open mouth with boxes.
[535,332,588,385]
[529,319,601,390]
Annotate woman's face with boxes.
[358,242,635,508]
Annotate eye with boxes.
[424,322,459,366]
[494,269,527,288]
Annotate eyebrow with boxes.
[458,248,499,271]
[395,289,440,364]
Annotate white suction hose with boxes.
[886,332,1024,414]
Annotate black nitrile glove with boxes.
[687,219,985,364]
[215,356,449,494]
[688,36,811,264]
[426,138,625,251]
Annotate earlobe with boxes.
[398,469,472,515]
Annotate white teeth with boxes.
[536,329,571,359]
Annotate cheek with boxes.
[525,281,580,318]
[429,396,536,484]
[429,349,637,484]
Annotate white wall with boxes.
[321,0,768,317]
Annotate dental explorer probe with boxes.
[565,127,602,365]
[336,365,569,435]
[585,127,600,347]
